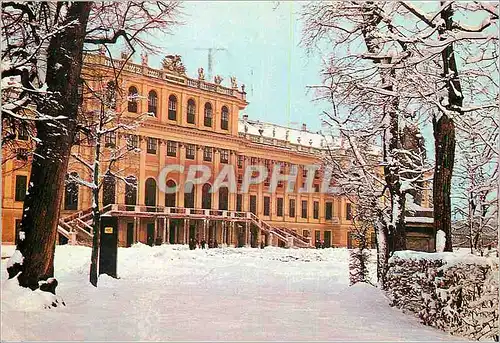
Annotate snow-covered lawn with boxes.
[2,244,460,341]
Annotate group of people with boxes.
[188,238,218,250]
[187,237,267,250]
[315,239,327,249]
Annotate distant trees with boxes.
[3,1,180,294]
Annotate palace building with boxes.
[2,52,364,249]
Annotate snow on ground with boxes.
[1,244,461,341]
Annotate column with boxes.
[228,151,237,210]
[163,217,167,244]
[138,137,147,205]
[245,221,250,247]
[165,218,170,244]
[158,140,166,207]
[134,217,139,243]
[204,218,208,240]
[195,145,203,209]
[178,144,186,207]
[213,149,221,209]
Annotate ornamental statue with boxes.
[120,50,128,60]
[162,54,186,75]
[241,84,246,93]
[230,76,237,89]
[214,75,223,85]
[198,67,205,80]
[141,52,148,66]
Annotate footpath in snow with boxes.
[1,244,461,341]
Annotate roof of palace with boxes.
[237,117,340,151]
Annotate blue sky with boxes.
[145,1,327,132]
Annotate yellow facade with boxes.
[2,53,355,248]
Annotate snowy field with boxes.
[2,244,461,341]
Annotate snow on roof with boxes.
[238,117,341,150]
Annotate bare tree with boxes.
[3,1,180,294]
[302,1,499,256]
[452,108,498,255]
[301,1,428,286]
[69,67,147,286]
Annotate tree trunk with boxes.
[7,3,92,291]
[90,105,103,287]
[376,219,390,289]
[434,2,462,252]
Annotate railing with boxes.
[61,203,311,248]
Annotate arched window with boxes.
[187,99,196,124]
[184,182,195,208]
[128,86,138,113]
[202,183,212,209]
[218,187,228,210]
[102,174,116,207]
[106,81,116,109]
[148,90,158,116]
[64,172,79,210]
[168,95,177,121]
[125,176,137,211]
[204,102,213,127]
[145,178,157,208]
[221,106,229,130]
[165,180,176,207]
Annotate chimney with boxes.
[243,114,248,121]
[301,123,307,131]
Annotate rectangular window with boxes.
[250,195,257,215]
[104,131,116,148]
[346,203,353,220]
[250,157,257,165]
[15,175,27,202]
[276,198,283,217]
[313,201,319,219]
[263,196,270,216]
[127,134,138,149]
[237,174,243,184]
[237,156,243,168]
[220,149,229,164]
[289,199,296,218]
[325,202,333,220]
[147,137,157,154]
[302,168,307,178]
[186,144,195,160]
[301,200,308,219]
[203,147,213,162]
[236,194,243,211]
[167,140,177,157]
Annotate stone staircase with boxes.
[57,204,312,248]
